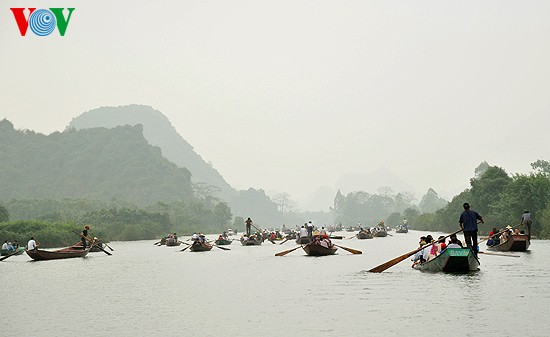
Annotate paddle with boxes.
[278,238,289,245]
[275,246,302,257]
[180,245,191,252]
[153,241,161,245]
[333,244,362,254]
[0,249,21,262]
[368,228,464,273]
[213,244,230,251]
[478,251,520,258]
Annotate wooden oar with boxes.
[333,244,362,254]
[478,251,520,258]
[153,241,161,245]
[74,232,112,256]
[368,228,464,273]
[0,249,21,262]
[278,238,289,245]
[180,245,191,252]
[275,246,302,257]
[213,244,230,251]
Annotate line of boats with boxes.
[4,231,531,275]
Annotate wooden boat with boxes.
[240,236,263,246]
[26,246,91,261]
[165,238,181,246]
[488,234,529,252]
[1,247,25,256]
[372,228,387,237]
[302,243,338,256]
[356,232,373,239]
[189,242,213,252]
[70,241,105,253]
[296,236,311,244]
[413,248,479,272]
[395,225,408,233]
[214,238,232,245]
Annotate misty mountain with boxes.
[301,185,336,212]
[68,105,236,201]
[0,119,193,205]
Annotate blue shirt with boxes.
[459,209,482,232]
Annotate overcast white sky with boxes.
[2,1,550,204]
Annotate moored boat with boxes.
[1,247,25,256]
[413,248,479,272]
[26,246,91,261]
[302,242,338,256]
[488,234,529,252]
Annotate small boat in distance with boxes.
[488,234,529,252]
[1,246,25,256]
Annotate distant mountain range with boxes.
[68,105,236,201]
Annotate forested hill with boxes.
[0,119,193,205]
[68,105,236,201]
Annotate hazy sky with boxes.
[2,1,550,205]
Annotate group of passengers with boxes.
[191,233,208,245]
[411,234,464,267]
[486,226,524,246]
[311,230,333,248]
[1,240,19,251]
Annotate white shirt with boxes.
[27,239,37,250]
[1,243,8,250]
[299,227,308,237]
[446,243,461,248]
[522,213,531,222]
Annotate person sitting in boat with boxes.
[486,227,500,246]
[218,234,225,241]
[411,236,427,267]
[426,238,441,261]
[447,235,463,248]
[1,240,8,250]
[320,236,331,248]
[437,236,447,251]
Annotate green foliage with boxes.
[0,220,83,248]
[0,123,193,205]
[0,203,9,222]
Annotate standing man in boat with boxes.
[520,210,532,241]
[82,225,90,250]
[458,203,484,257]
[245,217,253,236]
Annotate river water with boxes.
[2,230,549,337]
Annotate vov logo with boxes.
[10,8,75,36]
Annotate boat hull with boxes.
[356,232,373,239]
[413,248,479,272]
[240,238,262,246]
[26,247,90,261]
[488,234,529,252]
[296,237,312,244]
[302,243,338,256]
[1,247,25,256]
[214,239,232,245]
[190,243,213,252]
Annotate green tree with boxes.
[0,203,9,222]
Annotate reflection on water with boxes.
[1,231,549,337]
